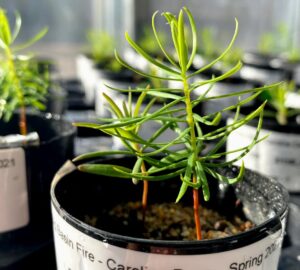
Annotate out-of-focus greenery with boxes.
[198,27,243,68]
[138,27,168,57]
[260,81,300,125]
[259,22,300,62]
[86,30,123,72]
[0,8,48,124]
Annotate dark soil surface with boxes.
[85,201,253,241]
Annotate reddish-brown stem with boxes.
[141,161,148,221]
[193,175,202,240]
[19,106,27,135]
[6,48,27,136]
[133,143,149,222]
[142,181,148,215]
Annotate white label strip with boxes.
[0,147,29,233]
[52,204,283,270]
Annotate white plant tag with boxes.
[0,147,29,233]
[52,205,284,270]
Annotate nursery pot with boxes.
[46,82,68,115]
[94,68,145,118]
[51,157,288,270]
[76,54,134,107]
[0,112,75,260]
[76,53,98,105]
[226,110,300,193]
[123,48,149,71]
[62,79,92,111]
[193,68,257,115]
[240,52,292,85]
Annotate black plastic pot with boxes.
[240,52,293,84]
[45,82,68,115]
[62,79,93,111]
[0,112,75,268]
[94,62,140,82]
[60,78,113,156]
[94,68,147,118]
[51,157,288,270]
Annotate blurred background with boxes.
[2,0,300,78]
[1,2,300,269]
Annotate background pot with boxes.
[62,79,92,111]
[226,112,300,192]
[76,54,135,107]
[45,82,68,116]
[94,68,144,118]
[36,58,68,116]
[75,53,98,106]
[192,68,258,115]
[51,157,288,270]
[240,52,292,84]
[0,112,75,268]
[61,78,114,158]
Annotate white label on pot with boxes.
[52,204,284,270]
[286,92,300,109]
[226,122,300,191]
[240,66,283,84]
[0,147,29,232]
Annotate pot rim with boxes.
[242,51,285,71]
[0,112,76,148]
[39,112,76,146]
[50,161,289,254]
